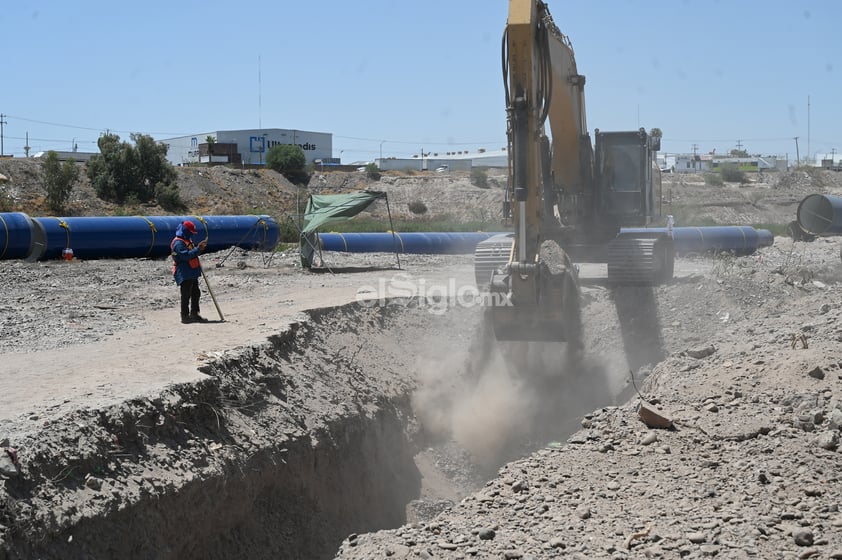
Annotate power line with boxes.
[6,134,98,144]
[7,114,505,148]
[332,133,504,146]
[6,114,190,137]
[669,136,795,143]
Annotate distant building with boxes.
[162,128,332,167]
[674,154,711,173]
[711,157,778,172]
[33,150,98,163]
[376,148,508,171]
[669,154,787,173]
[656,154,676,173]
[817,153,842,171]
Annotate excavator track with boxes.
[474,234,514,288]
[606,234,674,284]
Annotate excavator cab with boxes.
[594,128,662,228]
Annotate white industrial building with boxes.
[161,128,332,167]
[376,148,508,171]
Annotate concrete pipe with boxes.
[797,194,842,235]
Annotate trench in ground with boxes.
[1,288,653,559]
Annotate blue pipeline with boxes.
[621,226,774,256]
[797,194,842,235]
[0,213,280,260]
[318,232,502,255]
[320,227,773,257]
[0,212,36,260]
[1,214,771,261]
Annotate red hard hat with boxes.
[183,220,197,234]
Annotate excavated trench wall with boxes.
[0,302,480,560]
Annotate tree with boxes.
[719,162,747,183]
[729,148,749,158]
[365,162,381,181]
[134,133,177,202]
[87,133,181,209]
[205,135,216,163]
[649,128,663,151]
[265,144,309,184]
[43,151,80,213]
[471,167,488,188]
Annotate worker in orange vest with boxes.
[171,220,208,323]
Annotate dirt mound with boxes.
[5,155,842,230]
[0,158,507,226]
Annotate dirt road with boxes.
[0,251,477,426]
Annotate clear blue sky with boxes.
[2,1,840,162]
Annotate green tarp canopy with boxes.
[299,190,398,269]
[301,191,386,235]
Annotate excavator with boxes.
[476,0,674,343]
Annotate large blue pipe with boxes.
[318,227,773,257]
[1,213,771,261]
[0,212,35,260]
[318,232,501,254]
[797,194,842,235]
[622,226,774,256]
[0,213,279,260]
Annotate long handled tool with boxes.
[196,234,224,322]
[200,268,225,322]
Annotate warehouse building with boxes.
[162,128,333,167]
[375,148,508,171]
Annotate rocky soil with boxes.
[2,158,842,559]
[338,237,842,559]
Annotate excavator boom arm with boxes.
[504,0,589,264]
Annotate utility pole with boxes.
[794,137,800,166]
[807,95,811,164]
[0,114,7,156]
[24,132,30,158]
[736,139,743,152]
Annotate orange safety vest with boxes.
[171,236,200,275]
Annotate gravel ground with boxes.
[336,237,842,559]
[3,160,842,558]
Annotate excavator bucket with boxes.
[491,302,569,342]
[488,259,582,343]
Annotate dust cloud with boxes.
[412,309,618,472]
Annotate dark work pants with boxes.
[180,278,201,317]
